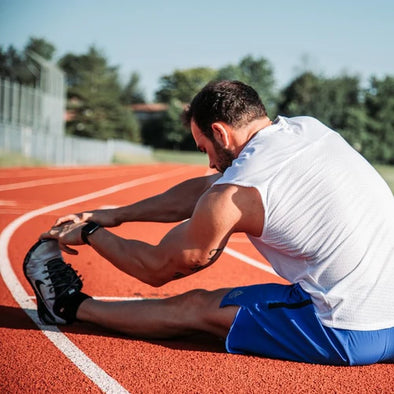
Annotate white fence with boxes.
[0,78,65,136]
[0,75,152,165]
[0,123,152,165]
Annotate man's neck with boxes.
[234,117,272,156]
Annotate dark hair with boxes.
[182,80,267,139]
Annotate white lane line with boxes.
[0,173,105,191]
[0,166,190,394]
[0,200,18,206]
[224,247,276,275]
[1,164,276,392]
[28,296,150,301]
[0,168,153,191]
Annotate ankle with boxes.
[54,292,92,323]
[75,296,95,321]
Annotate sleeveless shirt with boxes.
[214,116,394,330]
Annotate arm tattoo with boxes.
[191,247,224,273]
[172,247,224,280]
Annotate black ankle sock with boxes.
[55,292,91,323]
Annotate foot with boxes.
[23,239,85,324]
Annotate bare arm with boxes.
[44,184,264,287]
[55,173,222,227]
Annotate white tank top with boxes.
[215,116,394,330]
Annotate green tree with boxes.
[0,45,35,84]
[24,37,56,61]
[364,76,394,163]
[59,46,140,141]
[277,72,324,118]
[339,107,379,160]
[278,72,362,130]
[277,71,394,163]
[155,67,217,103]
[218,55,277,116]
[0,37,57,85]
[161,99,190,149]
[120,72,146,104]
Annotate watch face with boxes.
[84,222,100,233]
[82,222,101,244]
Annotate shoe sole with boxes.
[23,239,62,324]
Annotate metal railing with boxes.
[0,67,152,165]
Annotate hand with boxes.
[54,212,92,226]
[40,222,86,255]
[54,209,120,228]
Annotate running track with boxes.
[1,164,393,393]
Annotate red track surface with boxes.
[1,164,393,393]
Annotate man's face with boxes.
[191,120,235,173]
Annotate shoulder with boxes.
[194,183,264,237]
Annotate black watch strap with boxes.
[81,221,101,245]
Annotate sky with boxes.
[0,0,393,101]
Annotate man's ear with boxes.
[211,122,230,147]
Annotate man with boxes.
[24,80,394,365]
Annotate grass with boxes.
[153,149,208,165]
[0,150,45,167]
[113,149,208,166]
[375,165,394,192]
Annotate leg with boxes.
[77,288,239,339]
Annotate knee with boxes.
[174,289,228,330]
[177,289,211,314]
[168,289,212,325]
[162,288,235,337]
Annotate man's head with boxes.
[183,80,267,139]
[182,80,268,173]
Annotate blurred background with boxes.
[0,0,393,167]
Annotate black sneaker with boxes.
[23,239,84,324]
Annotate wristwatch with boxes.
[81,221,101,245]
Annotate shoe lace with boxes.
[43,258,82,299]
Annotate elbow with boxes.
[142,275,169,288]
[140,263,171,287]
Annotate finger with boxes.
[59,243,79,255]
[40,224,63,240]
[39,231,56,240]
[54,214,81,227]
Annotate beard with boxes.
[212,139,236,173]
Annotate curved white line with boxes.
[1,164,276,391]
[0,167,158,191]
[0,166,189,394]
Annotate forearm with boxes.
[87,227,170,287]
[55,174,221,228]
[110,173,221,224]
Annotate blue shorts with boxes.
[220,283,394,365]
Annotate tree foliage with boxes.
[364,76,394,163]
[278,72,362,130]
[120,72,146,104]
[0,37,56,85]
[2,37,393,162]
[277,71,394,163]
[59,46,140,141]
[217,55,276,116]
[25,37,56,61]
[162,99,193,149]
[155,67,217,103]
